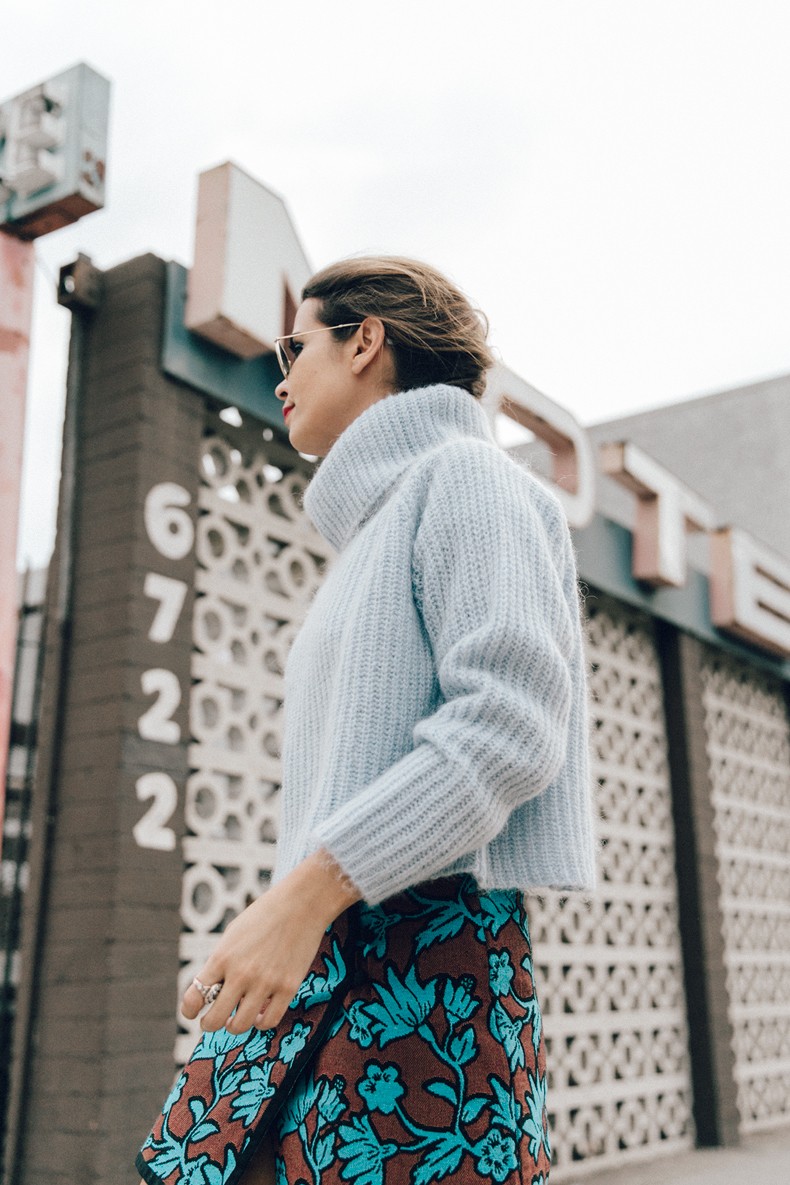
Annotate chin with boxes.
[288,429,311,456]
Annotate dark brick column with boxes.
[656,621,741,1147]
[5,255,204,1183]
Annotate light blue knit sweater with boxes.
[272,383,598,905]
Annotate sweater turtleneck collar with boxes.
[302,383,497,552]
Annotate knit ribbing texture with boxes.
[272,383,598,905]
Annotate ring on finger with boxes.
[192,976,224,1007]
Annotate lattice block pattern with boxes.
[700,648,790,1133]
[736,1071,790,1133]
[177,417,333,1063]
[723,909,790,953]
[527,594,695,1179]
[738,1017,790,1064]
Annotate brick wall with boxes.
[4,255,202,1183]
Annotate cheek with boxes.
[298,349,348,411]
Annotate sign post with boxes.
[0,235,34,835]
[0,63,110,831]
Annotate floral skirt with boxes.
[137,875,551,1185]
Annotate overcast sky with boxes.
[7,0,790,569]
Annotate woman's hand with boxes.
[181,848,361,1035]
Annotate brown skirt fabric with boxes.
[137,875,551,1185]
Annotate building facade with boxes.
[2,251,789,1184]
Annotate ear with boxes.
[349,317,388,376]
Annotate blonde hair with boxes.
[301,255,495,400]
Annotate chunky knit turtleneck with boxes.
[302,383,497,551]
[273,383,598,904]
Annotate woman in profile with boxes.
[138,256,597,1185]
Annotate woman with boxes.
[137,257,597,1185]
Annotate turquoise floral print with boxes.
[474,1128,519,1182]
[230,1063,275,1126]
[523,1068,551,1164]
[139,877,550,1185]
[138,918,357,1185]
[278,1022,311,1065]
[336,1113,398,1185]
[443,975,479,1024]
[316,1076,347,1125]
[273,878,551,1185]
[360,905,402,959]
[364,964,437,1045]
[489,951,515,997]
[346,1000,374,1048]
[357,1063,405,1114]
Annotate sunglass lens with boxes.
[275,339,292,377]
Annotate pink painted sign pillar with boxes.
[0,231,35,831]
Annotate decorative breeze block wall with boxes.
[528,594,695,1179]
[699,648,790,1134]
[177,410,332,1062]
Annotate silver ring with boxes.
[192,976,224,1007]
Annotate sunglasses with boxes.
[273,323,364,378]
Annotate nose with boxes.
[275,376,289,402]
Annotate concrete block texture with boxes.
[4,253,202,1185]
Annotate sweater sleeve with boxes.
[310,443,576,905]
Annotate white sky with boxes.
[6,0,790,569]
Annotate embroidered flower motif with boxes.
[277,1071,320,1136]
[347,1000,375,1048]
[278,1021,312,1065]
[474,1128,518,1182]
[230,1062,275,1127]
[449,1025,477,1066]
[357,1062,405,1114]
[522,1067,550,1163]
[337,1113,398,1185]
[486,1074,522,1134]
[443,975,480,1025]
[365,964,438,1046]
[489,1000,525,1072]
[489,951,515,997]
[360,905,401,958]
[240,1027,273,1062]
[316,1074,348,1124]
